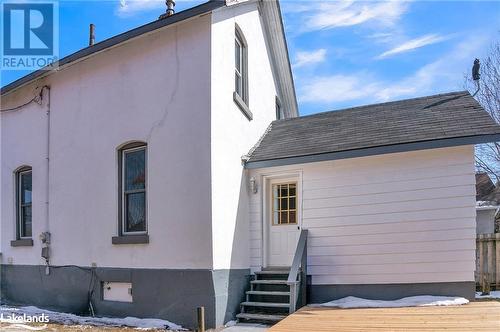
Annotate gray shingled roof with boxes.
[246,91,500,168]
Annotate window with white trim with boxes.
[234,26,249,106]
[119,143,147,234]
[16,167,32,238]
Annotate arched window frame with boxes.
[15,165,33,240]
[116,141,148,240]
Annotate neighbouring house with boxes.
[1,0,500,329]
[475,173,499,235]
[474,173,499,290]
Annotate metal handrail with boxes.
[287,229,308,313]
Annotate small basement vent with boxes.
[102,282,133,303]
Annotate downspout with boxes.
[41,86,51,274]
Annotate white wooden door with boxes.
[267,179,300,267]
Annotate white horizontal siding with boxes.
[308,239,475,256]
[312,272,473,285]
[304,185,474,208]
[248,146,476,284]
[308,228,475,247]
[309,250,476,266]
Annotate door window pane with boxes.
[272,183,298,225]
[281,197,288,210]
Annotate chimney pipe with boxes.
[159,0,175,19]
[472,58,481,97]
[89,24,95,46]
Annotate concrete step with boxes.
[241,301,290,308]
[246,290,290,296]
[262,266,291,271]
[236,313,286,322]
[251,280,291,285]
[255,270,290,275]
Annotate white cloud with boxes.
[293,49,327,69]
[299,74,379,103]
[117,0,164,17]
[297,1,409,32]
[299,33,490,106]
[377,34,451,59]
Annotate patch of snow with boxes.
[225,320,238,327]
[476,291,500,299]
[0,305,186,330]
[317,296,469,309]
[223,323,269,331]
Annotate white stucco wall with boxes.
[210,2,279,270]
[1,85,48,266]
[1,15,214,269]
[248,146,477,285]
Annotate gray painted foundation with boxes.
[0,265,249,329]
[309,281,476,303]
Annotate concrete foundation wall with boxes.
[1,265,250,329]
[309,282,476,303]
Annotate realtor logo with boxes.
[1,1,59,70]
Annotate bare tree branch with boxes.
[465,40,500,181]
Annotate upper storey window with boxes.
[234,25,252,120]
[276,97,284,120]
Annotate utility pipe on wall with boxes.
[42,86,52,274]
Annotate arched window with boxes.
[118,142,147,236]
[15,166,32,239]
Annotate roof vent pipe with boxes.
[89,24,95,46]
[159,0,175,19]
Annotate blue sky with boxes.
[1,0,499,115]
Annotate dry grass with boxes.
[0,323,172,331]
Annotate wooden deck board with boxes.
[270,301,500,332]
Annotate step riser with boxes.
[256,275,288,281]
[247,295,290,304]
[236,313,286,323]
[242,304,289,308]
[251,280,290,284]
[241,307,290,316]
[252,284,290,293]
[246,291,290,296]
